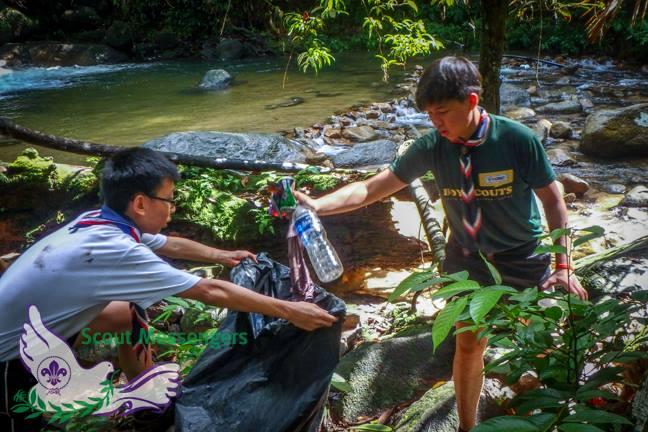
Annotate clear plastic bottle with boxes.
[292,205,344,282]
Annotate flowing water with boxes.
[0,52,406,164]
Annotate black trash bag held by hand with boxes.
[175,253,346,432]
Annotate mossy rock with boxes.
[0,148,98,211]
[6,147,58,187]
[295,170,342,192]
[175,188,257,243]
[393,382,458,432]
[333,326,455,423]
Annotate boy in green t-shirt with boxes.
[295,56,586,431]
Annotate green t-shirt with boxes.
[390,114,556,253]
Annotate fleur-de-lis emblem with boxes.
[40,360,67,386]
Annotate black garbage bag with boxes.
[175,253,346,432]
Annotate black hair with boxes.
[415,56,482,110]
[100,148,180,213]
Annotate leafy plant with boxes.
[392,225,648,430]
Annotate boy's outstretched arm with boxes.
[294,169,408,216]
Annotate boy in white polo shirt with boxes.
[0,148,336,431]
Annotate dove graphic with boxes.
[19,305,180,416]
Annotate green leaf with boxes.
[580,367,624,391]
[469,289,505,323]
[579,225,605,235]
[559,424,606,432]
[543,305,563,320]
[472,416,540,432]
[534,244,568,254]
[351,424,393,431]
[12,405,31,413]
[563,409,632,425]
[513,397,564,415]
[388,271,447,302]
[549,227,572,242]
[573,233,603,247]
[446,270,469,281]
[25,412,42,420]
[600,351,648,364]
[479,251,502,284]
[28,389,36,405]
[527,413,557,430]
[509,287,539,303]
[165,296,190,308]
[331,373,352,393]
[432,280,480,300]
[631,290,648,302]
[432,297,468,351]
[37,396,46,411]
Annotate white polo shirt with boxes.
[0,210,201,361]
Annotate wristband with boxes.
[555,263,573,270]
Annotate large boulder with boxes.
[503,107,536,121]
[558,173,589,196]
[550,121,573,139]
[535,96,582,114]
[620,185,648,208]
[0,43,128,67]
[342,125,380,142]
[331,139,398,168]
[392,379,508,432]
[332,326,454,423]
[580,104,648,158]
[199,69,232,90]
[500,84,531,109]
[143,131,311,163]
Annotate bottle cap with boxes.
[268,176,297,219]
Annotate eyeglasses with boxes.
[147,194,176,207]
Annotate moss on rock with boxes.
[333,326,455,423]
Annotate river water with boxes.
[0,52,406,164]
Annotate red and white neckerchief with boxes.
[451,108,490,252]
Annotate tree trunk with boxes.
[408,178,446,264]
[478,0,508,114]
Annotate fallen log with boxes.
[502,54,570,68]
[574,235,648,275]
[0,117,354,174]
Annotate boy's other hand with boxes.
[286,301,337,331]
[220,250,257,267]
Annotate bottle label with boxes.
[294,214,314,236]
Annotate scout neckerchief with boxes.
[450,108,490,251]
[69,205,151,362]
